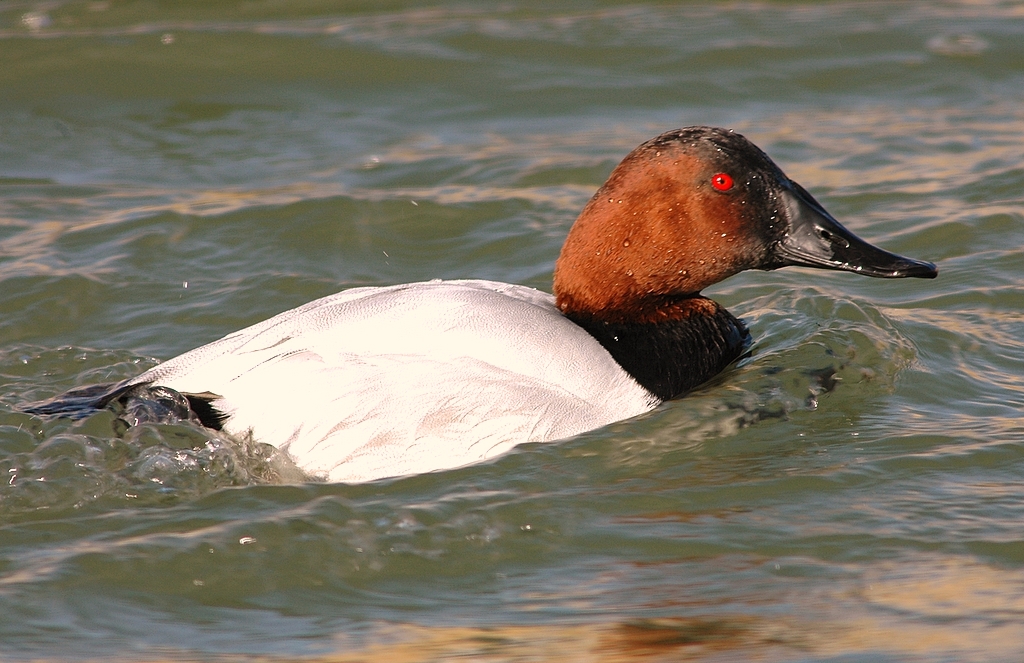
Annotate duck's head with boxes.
[553,126,937,322]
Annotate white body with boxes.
[129,280,657,482]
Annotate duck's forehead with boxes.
[642,127,782,177]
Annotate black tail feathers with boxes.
[24,382,228,431]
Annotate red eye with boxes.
[711,173,734,191]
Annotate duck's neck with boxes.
[560,295,751,401]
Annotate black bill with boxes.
[773,181,937,279]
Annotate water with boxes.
[1,1,1023,660]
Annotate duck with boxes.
[27,127,937,483]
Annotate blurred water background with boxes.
[1,1,1023,661]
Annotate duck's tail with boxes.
[24,382,227,430]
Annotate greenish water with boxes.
[1,1,1023,660]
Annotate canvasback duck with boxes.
[29,127,937,483]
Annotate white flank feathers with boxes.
[128,280,658,482]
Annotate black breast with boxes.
[566,298,751,401]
